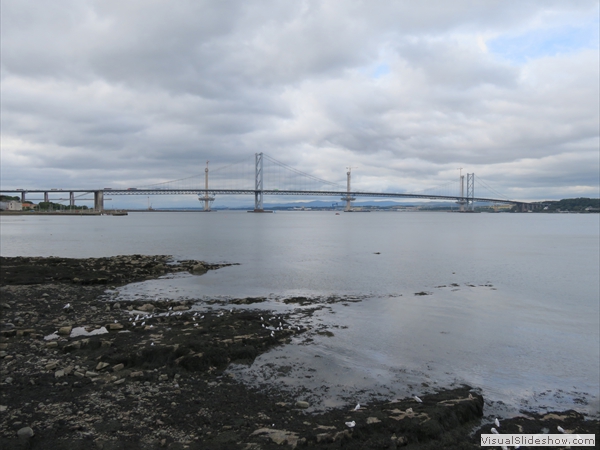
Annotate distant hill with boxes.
[263,200,421,208]
[146,197,599,212]
[541,197,599,212]
[217,200,456,209]
[152,199,487,211]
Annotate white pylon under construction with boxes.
[341,167,356,211]
[199,160,215,211]
[456,167,466,212]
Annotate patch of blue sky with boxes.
[487,17,599,63]
[372,63,390,79]
[357,62,390,79]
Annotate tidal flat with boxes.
[0,255,597,449]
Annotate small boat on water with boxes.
[110,211,128,216]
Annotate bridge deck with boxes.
[0,188,522,204]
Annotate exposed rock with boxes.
[70,326,108,338]
[251,428,299,447]
[172,305,189,311]
[0,255,233,286]
[17,427,34,439]
[64,341,82,352]
[391,434,408,445]
[57,326,72,335]
[296,400,309,409]
[332,429,352,441]
[191,264,207,274]
[96,362,110,371]
[316,432,331,443]
[138,304,155,312]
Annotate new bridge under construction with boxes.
[1,153,539,213]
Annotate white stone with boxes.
[17,427,34,438]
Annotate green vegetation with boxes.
[0,195,20,202]
[37,201,89,211]
[541,197,599,212]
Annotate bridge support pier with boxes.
[69,192,75,208]
[44,192,49,204]
[20,192,26,203]
[94,191,104,213]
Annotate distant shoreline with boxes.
[0,210,102,216]
[2,209,598,215]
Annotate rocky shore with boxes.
[1,256,597,449]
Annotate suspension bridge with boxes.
[1,153,537,212]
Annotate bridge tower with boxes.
[199,161,215,211]
[466,173,474,211]
[255,152,264,211]
[456,173,466,212]
[247,152,273,213]
[341,168,356,212]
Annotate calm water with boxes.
[1,211,599,416]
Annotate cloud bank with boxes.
[1,0,598,206]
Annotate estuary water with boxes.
[1,211,599,417]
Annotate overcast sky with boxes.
[1,0,599,207]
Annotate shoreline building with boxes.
[0,200,23,211]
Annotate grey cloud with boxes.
[1,0,598,202]
[396,39,519,90]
